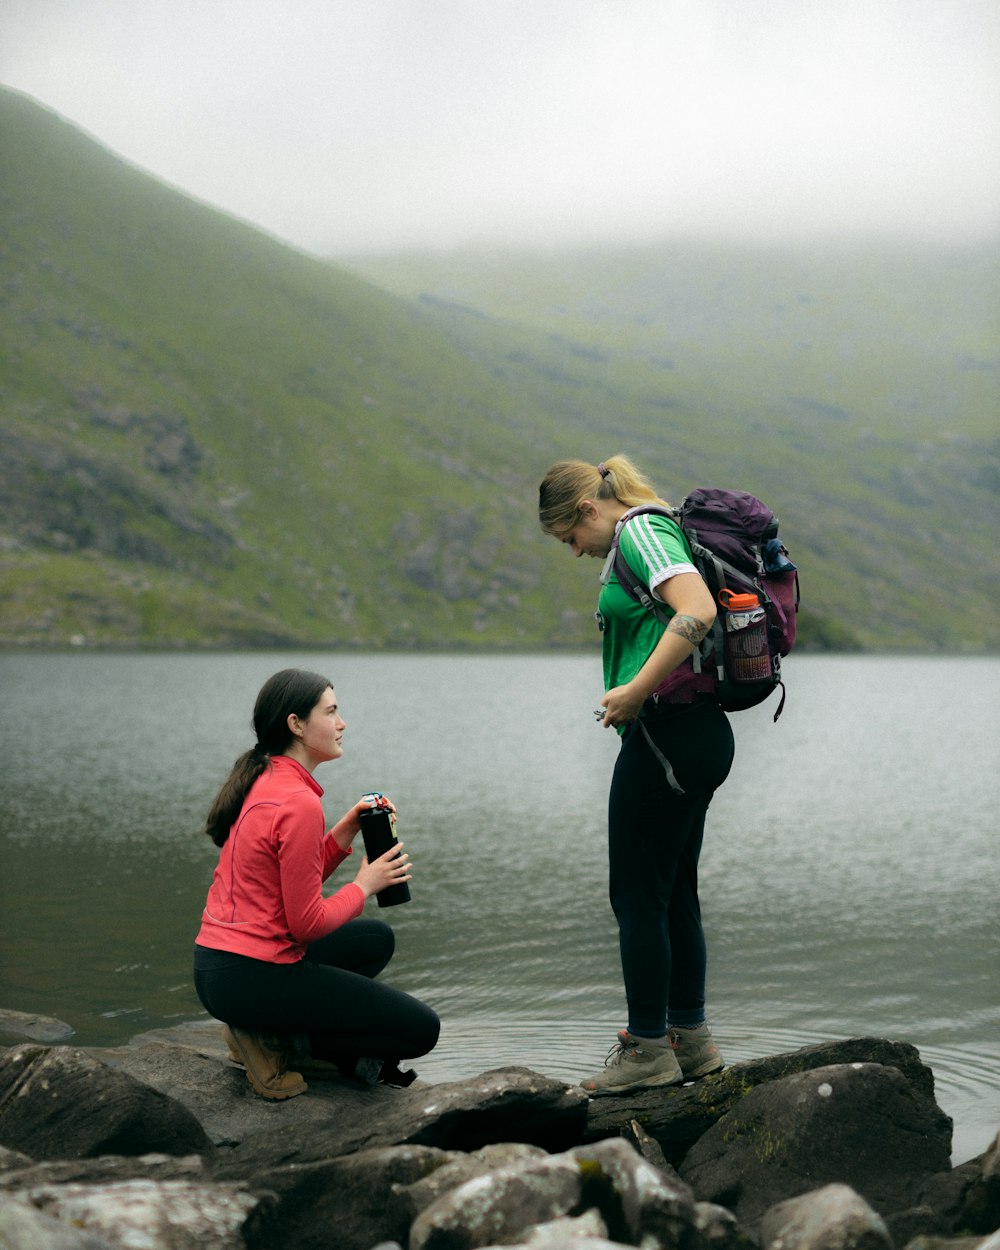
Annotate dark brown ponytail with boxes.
[203,668,333,847]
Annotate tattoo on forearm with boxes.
[666,614,711,645]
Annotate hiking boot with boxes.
[222,1025,308,1100]
[581,1030,683,1095]
[668,1023,724,1079]
[222,1023,291,1067]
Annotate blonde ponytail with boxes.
[538,454,670,534]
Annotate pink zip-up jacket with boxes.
[196,755,365,963]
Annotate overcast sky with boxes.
[2,0,998,255]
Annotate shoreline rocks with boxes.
[0,1011,996,1250]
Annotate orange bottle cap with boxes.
[718,589,759,610]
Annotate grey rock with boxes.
[919,1131,1000,1236]
[963,1131,1000,1234]
[0,1009,74,1044]
[884,1204,953,1247]
[498,1241,632,1250]
[0,1153,211,1195]
[214,1067,588,1177]
[0,1046,212,1161]
[0,1196,117,1250]
[679,1064,953,1229]
[620,1117,677,1176]
[694,1201,755,1250]
[0,1145,35,1174]
[521,1209,609,1245]
[0,1018,989,1250]
[395,1143,549,1217]
[239,1144,451,1250]
[403,1136,704,1250]
[408,1155,584,1250]
[566,1137,695,1249]
[91,1037,346,1148]
[901,1238,1000,1250]
[13,1179,262,1250]
[758,1184,892,1250]
[584,1037,938,1169]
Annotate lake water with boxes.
[1,651,997,1165]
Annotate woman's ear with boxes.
[287,713,303,739]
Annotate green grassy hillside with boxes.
[345,244,1000,652]
[1,85,997,652]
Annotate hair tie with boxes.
[597,462,610,479]
[251,743,267,757]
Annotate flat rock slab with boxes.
[215,1067,589,1177]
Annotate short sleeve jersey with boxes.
[598,510,697,695]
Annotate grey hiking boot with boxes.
[668,1023,724,1079]
[581,1030,683,1096]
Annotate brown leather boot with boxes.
[222,1025,307,1100]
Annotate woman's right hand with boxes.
[354,842,412,899]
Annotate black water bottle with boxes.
[358,807,411,908]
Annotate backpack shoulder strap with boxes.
[606,505,678,626]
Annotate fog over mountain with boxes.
[1,0,998,254]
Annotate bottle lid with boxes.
[718,588,759,610]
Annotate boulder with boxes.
[403,1135,706,1250]
[0,1143,34,1173]
[92,1037,346,1148]
[10,1179,264,1250]
[238,1144,458,1250]
[514,1207,611,1245]
[565,1136,696,1249]
[408,1153,584,1250]
[0,1045,212,1161]
[620,1116,677,1176]
[214,1067,589,1176]
[694,1201,755,1250]
[0,1152,213,1195]
[758,1183,892,1250]
[901,1238,1000,1250]
[679,1063,953,1229]
[584,1037,937,1168]
[919,1132,1000,1237]
[0,1016,991,1250]
[0,1008,74,1044]
[395,1143,550,1217]
[0,1197,117,1249]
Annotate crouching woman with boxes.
[193,668,440,1099]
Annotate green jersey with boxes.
[598,511,697,695]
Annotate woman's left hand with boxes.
[330,792,397,849]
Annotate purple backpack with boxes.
[610,488,799,721]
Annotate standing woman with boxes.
[194,668,440,1099]
[538,456,734,1094]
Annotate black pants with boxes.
[194,918,440,1062]
[608,700,734,1036]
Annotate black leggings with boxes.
[608,700,734,1037]
[193,918,440,1062]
